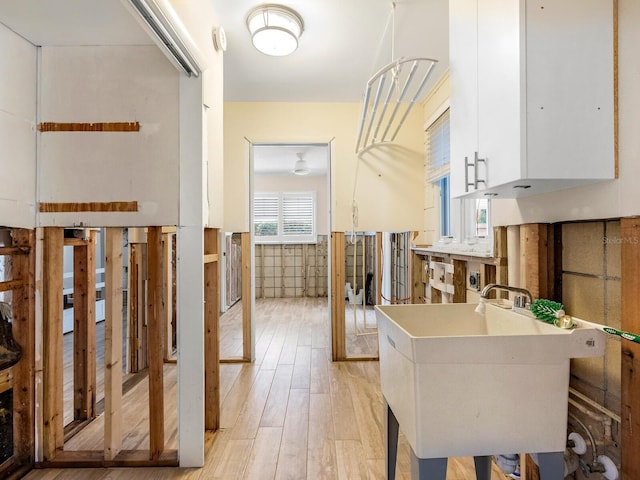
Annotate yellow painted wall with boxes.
[223,102,425,233]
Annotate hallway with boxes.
[26,298,506,479]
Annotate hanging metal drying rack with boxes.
[355,56,438,154]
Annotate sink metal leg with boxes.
[537,451,564,480]
[473,455,492,480]
[385,401,400,480]
[410,449,447,480]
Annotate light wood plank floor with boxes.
[26,297,508,480]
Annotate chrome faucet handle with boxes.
[513,295,527,308]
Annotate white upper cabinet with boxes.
[449,0,615,199]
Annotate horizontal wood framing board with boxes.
[0,368,12,394]
[0,246,30,255]
[39,202,138,213]
[38,122,140,132]
[63,238,90,247]
[411,247,506,266]
[203,253,219,264]
[0,279,24,292]
[35,449,178,468]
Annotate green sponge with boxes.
[530,299,564,324]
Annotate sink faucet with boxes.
[475,283,534,315]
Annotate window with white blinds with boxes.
[425,108,450,182]
[254,192,316,243]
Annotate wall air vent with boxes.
[123,0,205,77]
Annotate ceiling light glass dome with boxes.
[246,4,304,56]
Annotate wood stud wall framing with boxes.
[0,229,36,478]
[241,233,252,362]
[621,217,640,479]
[37,227,221,467]
[204,229,220,431]
[330,232,346,361]
[104,228,124,461]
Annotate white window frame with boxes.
[425,104,492,253]
[254,191,317,244]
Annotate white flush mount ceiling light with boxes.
[246,4,304,56]
[293,152,310,175]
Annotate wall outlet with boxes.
[469,271,481,290]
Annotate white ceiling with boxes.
[0,0,152,46]
[253,144,329,177]
[0,0,449,175]
[211,0,449,102]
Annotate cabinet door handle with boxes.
[465,156,473,192]
[474,151,486,189]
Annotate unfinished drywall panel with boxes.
[223,102,424,233]
[0,23,37,228]
[37,46,179,227]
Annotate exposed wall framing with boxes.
[146,227,165,460]
[128,243,148,373]
[0,229,36,478]
[241,232,252,362]
[204,228,220,431]
[71,232,97,425]
[519,224,552,300]
[621,217,640,478]
[330,232,346,361]
[39,226,179,468]
[104,228,124,460]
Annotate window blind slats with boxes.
[254,192,316,242]
[425,109,450,182]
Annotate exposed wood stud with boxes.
[39,202,138,213]
[38,122,140,132]
[452,259,467,303]
[241,233,252,362]
[128,244,148,373]
[11,229,36,467]
[37,449,178,468]
[104,228,124,461]
[376,233,383,306]
[73,231,97,422]
[330,232,346,361]
[519,224,551,300]
[147,227,165,460]
[42,227,65,461]
[203,253,219,264]
[0,279,24,292]
[621,217,640,479]
[204,228,220,431]
[494,226,509,299]
[0,246,30,255]
[430,256,443,304]
[411,250,425,304]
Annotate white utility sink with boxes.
[376,302,606,459]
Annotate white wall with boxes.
[167,1,224,228]
[37,45,180,227]
[254,174,329,235]
[0,23,37,228]
[492,0,640,225]
[224,102,425,233]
